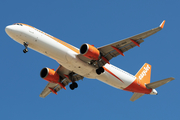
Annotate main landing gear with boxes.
[23,42,28,53]
[96,67,104,75]
[69,82,78,90]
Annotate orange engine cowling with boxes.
[40,67,59,83]
[80,43,100,60]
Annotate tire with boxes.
[70,84,75,90]
[23,49,26,53]
[99,67,104,73]
[73,82,78,88]
[23,49,28,53]
[96,69,101,75]
[96,67,104,75]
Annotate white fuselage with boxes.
[5,24,136,90]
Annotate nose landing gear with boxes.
[23,42,28,53]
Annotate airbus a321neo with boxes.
[5,20,174,101]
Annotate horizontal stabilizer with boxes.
[146,77,175,89]
[130,92,144,102]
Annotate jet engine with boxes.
[80,43,100,60]
[40,67,59,83]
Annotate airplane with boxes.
[5,20,174,101]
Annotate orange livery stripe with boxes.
[103,66,124,83]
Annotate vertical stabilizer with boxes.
[129,63,174,102]
[135,63,151,85]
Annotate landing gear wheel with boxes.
[73,82,78,88]
[99,67,104,73]
[69,82,78,90]
[70,84,75,90]
[96,69,101,75]
[23,49,28,53]
[23,42,29,53]
[96,67,104,75]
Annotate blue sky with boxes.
[1,0,179,119]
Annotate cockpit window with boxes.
[13,23,23,26]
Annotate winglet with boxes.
[160,20,165,29]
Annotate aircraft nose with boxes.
[5,25,14,35]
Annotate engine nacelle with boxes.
[80,43,100,60]
[40,67,59,83]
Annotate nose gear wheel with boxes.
[23,42,29,53]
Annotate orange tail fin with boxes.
[135,63,151,85]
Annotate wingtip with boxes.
[160,20,165,29]
[170,77,175,81]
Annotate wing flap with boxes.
[104,39,144,61]
[99,27,162,55]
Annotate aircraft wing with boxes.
[98,20,165,62]
[39,65,84,98]
[77,21,165,68]
[39,82,59,98]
